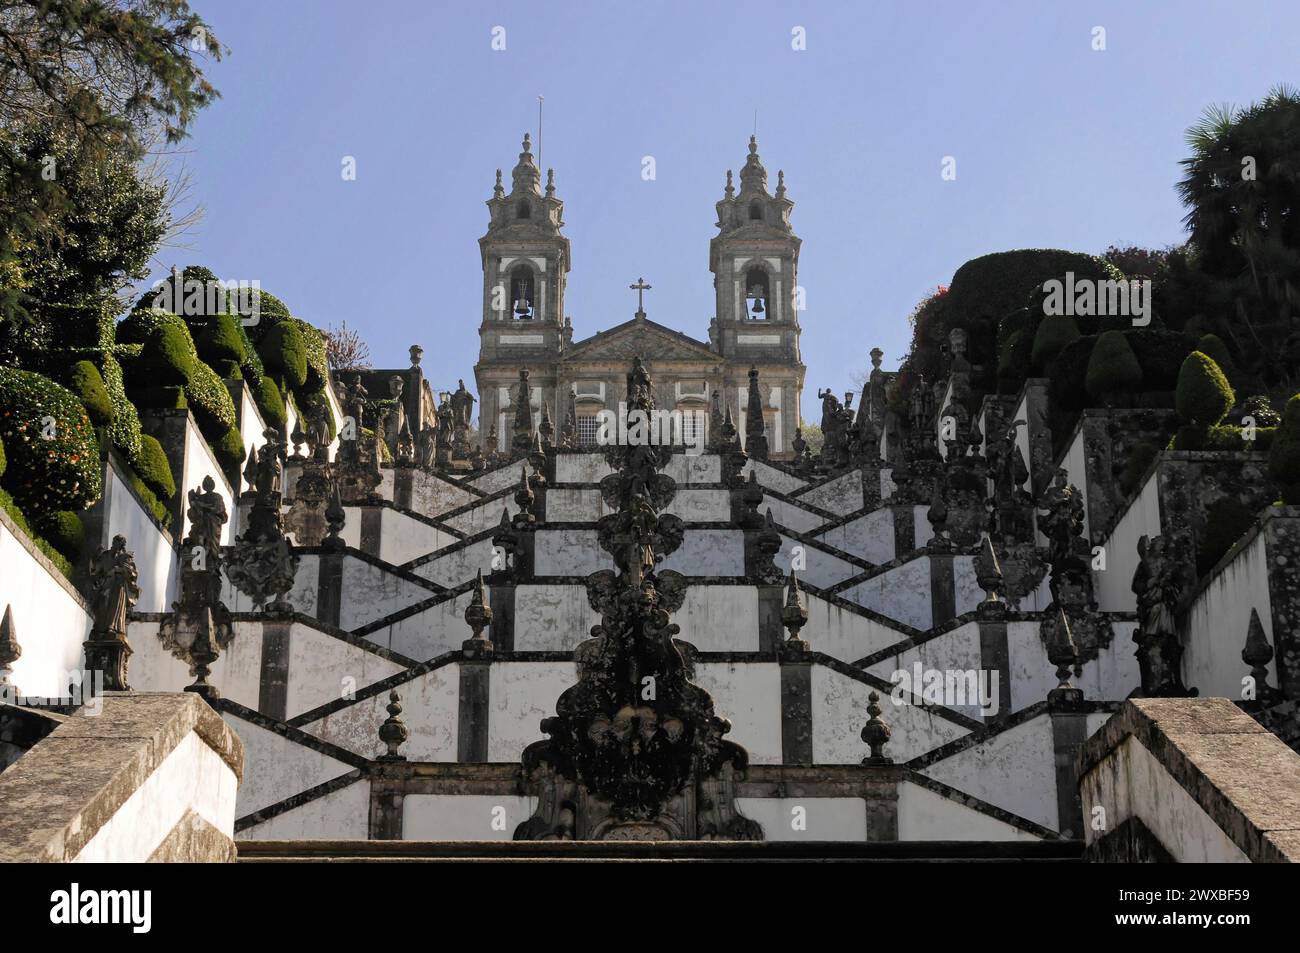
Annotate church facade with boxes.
[474,134,805,459]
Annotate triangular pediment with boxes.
[562,318,717,364]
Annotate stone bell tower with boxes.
[475,133,570,451]
[708,137,805,456]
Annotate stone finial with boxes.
[0,604,20,688]
[745,365,768,461]
[724,169,734,198]
[409,344,423,367]
[463,570,495,656]
[546,168,555,197]
[870,347,884,371]
[860,691,893,765]
[323,480,346,552]
[1243,608,1280,705]
[377,691,409,762]
[780,568,809,651]
[494,168,504,197]
[514,465,535,526]
[1045,606,1084,706]
[974,534,1007,619]
[539,401,555,447]
[776,169,786,198]
[290,419,307,460]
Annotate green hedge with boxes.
[1177,351,1235,428]
[0,487,73,578]
[185,356,237,439]
[1086,330,1143,401]
[0,367,102,514]
[294,318,329,395]
[260,320,307,389]
[36,509,85,563]
[137,323,194,386]
[137,433,176,500]
[0,434,6,479]
[213,426,246,471]
[1269,394,1300,504]
[66,360,114,426]
[255,375,286,428]
[196,312,247,377]
[1032,313,1081,370]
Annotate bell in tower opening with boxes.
[745,266,769,319]
[511,264,535,319]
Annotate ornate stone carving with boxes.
[1131,533,1196,697]
[516,357,760,841]
[0,604,20,688]
[1038,469,1113,666]
[745,365,768,461]
[226,432,300,615]
[84,535,140,691]
[451,379,475,459]
[377,691,409,761]
[860,691,893,764]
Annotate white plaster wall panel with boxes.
[182,420,235,544]
[338,508,363,549]
[797,469,864,516]
[366,590,473,660]
[468,464,525,494]
[673,585,759,651]
[1006,620,1057,713]
[693,662,782,764]
[800,594,909,662]
[1015,394,1032,490]
[1080,735,1249,863]
[414,537,496,587]
[814,509,894,564]
[488,662,578,761]
[238,776,370,841]
[75,731,238,862]
[127,618,263,711]
[235,386,264,494]
[880,468,896,499]
[403,795,538,841]
[0,522,91,698]
[222,554,319,617]
[408,470,476,519]
[735,798,865,841]
[658,529,745,576]
[103,467,177,612]
[338,559,434,631]
[1096,469,1162,612]
[285,623,407,719]
[775,535,857,589]
[896,782,1041,841]
[379,508,458,565]
[443,496,520,535]
[839,558,933,630]
[1084,620,1142,701]
[919,713,1059,830]
[865,622,987,721]
[949,556,981,617]
[912,505,934,549]
[534,529,612,576]
[1086,711,1112,738]
[378,467,394,501]
[1183,531,1275,699]
[761,496,827,534]
[555,453,614,483]
[1061,427,1091,541]
[661,454,720,484]
[303,665,459,761]
[812,665,970,764]
[663,488,731,522]
[225,713,357,817]
[742,459,807,494]
[546,488,608,522]
[513,585,601,650]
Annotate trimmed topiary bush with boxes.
[0,367,103,514]
[185,357,238,439]
[196,312,247,378]
[136,433,176,500]
[37,509,85,563]
[1268,393,1300,504]
[260,321,308,389]
[255,375,286,428]
[213,427,246,471]
[1176,351,1235,428]
[0,434,6,479]
[122,465,171,527]
[0,487,73,578]
[1197,333,1237,385]
[1086,330,1143,403]
[1032,313,1081,369]
[1198,497,1256,576]
[135,323,194,386]
[293,318,330,395]
[66,360,114,426]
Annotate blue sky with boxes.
[152,0,1300,416]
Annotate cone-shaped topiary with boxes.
[1176,351,1235,428]
[66,360,115,427]
[1086,330,1143,402]
[255,375,286,428]
[1032,313,1081,369]
[136,433,176,500]
[1196,334,1237,385]
[213,426,246,471]
[136,323,194,386]
[1269,393,1300,504]
[260,321,307,389]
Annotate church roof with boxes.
[561,316,718,364]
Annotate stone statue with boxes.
[308,406,331,461]
[451,379,475,429]
[186,475,227,560]
[1131,534,1194,697]
[417,424,437,469]
[89,535,139,642]
[254,428,284,498]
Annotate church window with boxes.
[749,202,763,221]
[744,266,770,320]
[510,264,535,319]
[576,414,601,447]
[517,201,531,219]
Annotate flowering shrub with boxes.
[0,367,102,514]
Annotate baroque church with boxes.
[474,134,805,459]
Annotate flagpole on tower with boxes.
[538,95,544,171]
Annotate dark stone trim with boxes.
[285,650,464,727]
[902,771,1065,841]
[907,699,1121,771]
[457,659,491,762]
[258,619,293,721]
[315,552,344,628]
[756,586,783,653]
[392,466,414,510]
[929,553,955,628]
[236,769,367,833]
[977,620,1012,723]
[1051,709,1090,839]
[217,697,372,769]
[778,659,813,765]
[892,505,915,562]
[359,506,383,557]
[489,582,515,652]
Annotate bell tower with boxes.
[709,137,804,457]
[475,133,570,451]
